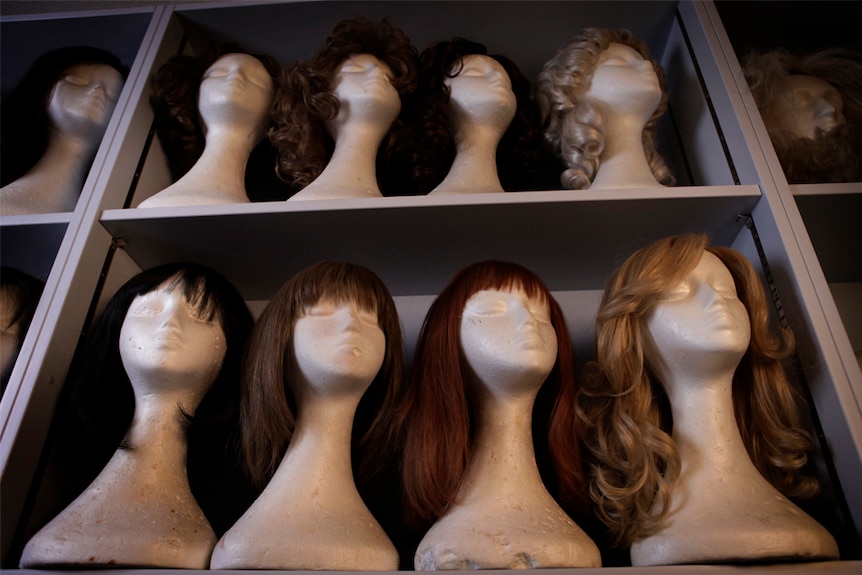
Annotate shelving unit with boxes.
[1,0,860,572]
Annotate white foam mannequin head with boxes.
[585,42,662,131]
[460,288,557,394]
[0,62,123,215]
[47,62,124,143]
[119,279,226,408]
[445,54,516,134]
[197,53,274,141]
[327,53,400,136]
[289,297,386,401]
[769,74,846,140]
[643,250,751,390]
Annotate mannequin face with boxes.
[330,53,400,128]
[119,280,227,394]
[198,53,274,136]
[644,251,751,380]
[585,42,661,115]
[0,287,24,382]
[47,63,123,139]
[291,298,386,398]
[444,54,517,129]
[460,288,557,395]
[769,74,845,140]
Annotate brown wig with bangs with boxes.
[239,261,404,492]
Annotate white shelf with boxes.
[101,186,760,298]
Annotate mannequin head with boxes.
[0,268,45,393]
[269,18,418,189]
[1,46,127,187]
[577,234,818,546]
[393,38,542,195]
[239,261,404,490]
[150,43,282,184]
[536,28,674,190]
[70,262,253,450]
[397,260,583,528]
[743,47,862,183]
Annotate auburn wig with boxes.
[396,260,585,529]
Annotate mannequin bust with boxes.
[269,18,418,201]
[19,263,253,568]
[210,261,403,570]
[391,39,541,196]
[536,28,675,190]
[577,234,839,565]
[138,46,281,207]
[1,46,125,215]
[0,268,44,395]
[396,260,599,570]
[743,47,862,184]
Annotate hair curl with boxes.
[150,42,283,185]
[743,47,862,183]
[536,28,674,190]
[269,18,418,188]
[395,260,585,530]
[1,46,127,187]
[387,38,542,195]
[577,233,818,547]
[239,261,404,493]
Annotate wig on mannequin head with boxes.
[743,47,862,184]
[536,28,675,190]
[239,261,404,492]
[71,262,254,448]
[577,233,818,547]
[269,18,418,190]
[149,42,283,191]
[1,46,127,187]
[396,260,584,530]
[390,38,542,195]
[0,267,45,392]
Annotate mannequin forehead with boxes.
[0,288,20,331]
[451,54,507,76]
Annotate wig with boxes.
[239,261,404,493]
[536,28,675,190]
[1,46,127,187]
[577,233,818,547]
[743,47,862,183]
[150,42,283,187]
[71,262,252,440]
[389,38,542,195]
[0,267,45,393]
[269,17,418,189]
[396,260,585,530]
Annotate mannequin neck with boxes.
[431,124,505,195]
[156,126,259,203]
[290,121,386,200]
[271,392,362,490]
[459,391,544,500]
[0,128,97,213]
[666,376,752,467]
[123,391,194,458]
[589,111,661,190]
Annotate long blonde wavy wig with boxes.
[577,233,818,547]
